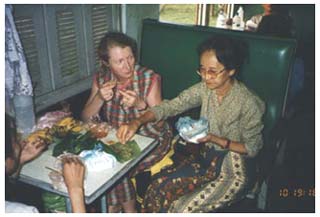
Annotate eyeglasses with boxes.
[196,67,225,78]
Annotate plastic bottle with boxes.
[233,13,241,27]
[238,6,244,23]
[216,10,226,28]
[13,95,36,138]
[237,6,245,28]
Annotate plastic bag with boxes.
[35,110,71,131]
[79,144,117,171]
[43,153,83,213]
[48,153,84,191]
[42,191,66,213]
[176,117,209,143]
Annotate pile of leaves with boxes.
[52,131,98,157]
[107,140,141,163]
[52,131,141,163]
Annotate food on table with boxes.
[26,127,52,145]
[52,131,99,157]
[107,140,141,163]
[85,122,109,138]
[70,125,83,133]
[26,117,85,146]
[50,125,69,137]
[56,117,83,131]
[56,117,76,127]
[50,117,84,137]
[48,153,82,191]
[51,129,140,163]
[104,140,116,145]
[35,110,71,130]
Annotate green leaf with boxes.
[108,140,141,163]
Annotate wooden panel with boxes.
[91,5,110,69]
[55,8,80,79]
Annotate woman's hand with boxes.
[99,80,117,101]
[19,138,47,165]
[119,90,146,110]
[62,157,85,191]
[197,133,222,146]
[198,134,234,150]
[117,120,141,144]
[197,134,215,144]
[62,157,86,213]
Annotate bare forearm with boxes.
[210,135,248,155]
[117,109,159,144]
[134,110,157,127]
[68,187,86,213]
[5,158,21,177]
[81,93,104,122]
[7,162,24,179]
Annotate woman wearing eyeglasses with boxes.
[117,36,265,212]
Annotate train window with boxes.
[207,4,234,27]
[159,4,197,25]
[159,4,233,27]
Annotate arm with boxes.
[62,157,86,213]
[5,156,19,176]
[239,96,265,157]
[117,110,157,144]
[146,74,162,107]
[198,134,248,154]
[144,74,165,129]
[117,82,203,143]
[149,82,203,121]
[81,79,116,122]
[81,81,104,122]
[117,74,165,141]
[7,139,47,178]
[118,74,162,110]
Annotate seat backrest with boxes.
[140,19,296,154]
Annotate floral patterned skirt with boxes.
[141,148,227,213]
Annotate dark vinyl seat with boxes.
[139,19,296,212]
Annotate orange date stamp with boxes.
[279,187,315,198]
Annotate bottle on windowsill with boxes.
[233,13,241,30]
[216,10,226,28]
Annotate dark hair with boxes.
[5,114,15,159]
[197,36,247,71]
[98,32,138,62]
[257,14,293,38]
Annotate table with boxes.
[18,129,157,212]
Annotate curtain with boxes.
[5,4,35,136]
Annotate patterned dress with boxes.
[94,65,173,206]
[142,79,265,212]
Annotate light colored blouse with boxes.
[151,79,265,158]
